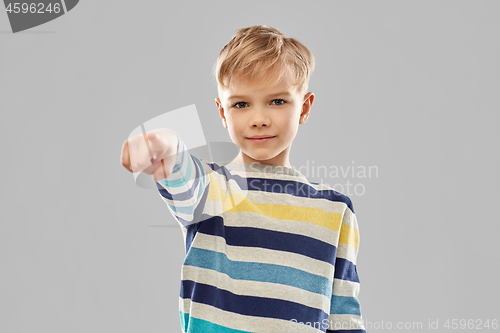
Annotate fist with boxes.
[121,129,179,182]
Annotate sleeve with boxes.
[326,200,367,333]
[155,131,211,228]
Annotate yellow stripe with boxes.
[207,173,343,232]
[338,223,359,251]
[207,173,246,210]
[207,173,224,201]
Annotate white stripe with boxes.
[191,232,334,279]
[242,189,348,213]
[332,278,361,297]
[341,207,359,229]
[336,243,359,264]
[158,192,200,209]
[158,198,197,222]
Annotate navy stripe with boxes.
[207,162,245,186]
[185,222,201,254]
[157,161,211,230]
[334,258,359,283]
[207,162,354,213]
[327,330,366,333]
[174,176,211,231]
[180,280,329,324]
[189,178,210,225]
[198,216,337,265]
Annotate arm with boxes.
[155,131,211,228]
[326,200,367,333]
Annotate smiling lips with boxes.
[247,135,276,143]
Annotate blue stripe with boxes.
[156,155,205,197]
[157,158,194,201]
[167,157,206,215]
[327,330,366,333]
[183,247,333,297]
[157,155,208,216]
[207,162,355,213]
[180,311,189,332]
[180,311,252,333]
[180,281,329,324]
[334,258,359,283]
[330,295,361,316]
[161,148,193,188]
[197,215,338,265]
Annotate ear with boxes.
[299,92,315,124]
[215,97,228,129]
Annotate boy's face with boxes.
[215,72,314,167]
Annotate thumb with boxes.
[147,131,158,141]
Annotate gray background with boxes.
[1,1,499,332]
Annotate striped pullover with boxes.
[156,134,367,333]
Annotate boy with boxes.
[121,25,366,333]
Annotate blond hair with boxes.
[213,25,315,97]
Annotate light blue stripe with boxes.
[165,156,207,215]
[184,247,332,297]
[161,149,193,187]
[180,311,189,332]
[180,311,252,333]
[330,295,361,315]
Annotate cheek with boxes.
[281,118,300,139]
[226,116,242,138]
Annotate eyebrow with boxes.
[227,91,292,100]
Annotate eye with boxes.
[233,101,248,109]
[232,99,286,109]
[272,99,286,106]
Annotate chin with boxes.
[245,152,276,162]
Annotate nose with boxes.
[250,108,271,127]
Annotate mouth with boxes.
[247,135,276,143]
